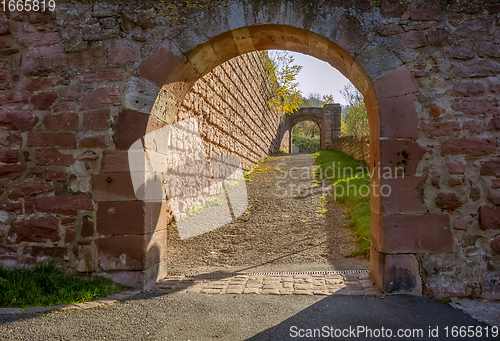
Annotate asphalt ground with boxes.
[0,292,496,341]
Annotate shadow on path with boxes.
[247,295,495,341]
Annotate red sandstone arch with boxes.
[97,21,453,292]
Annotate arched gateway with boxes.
[281,104,342,152]
[1,1,499,299]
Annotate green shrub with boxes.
[0,262,121,308]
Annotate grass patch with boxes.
[313,150,370,256]
[0,262,122,308]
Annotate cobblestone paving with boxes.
[154,272,380,296]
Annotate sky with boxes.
[286,51,352,106]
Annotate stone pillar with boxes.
[322,104,342,149]
[91,112,170,290]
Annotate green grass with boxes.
[0,263,122,308]
[292,135,320,153]
[313,150,371,256]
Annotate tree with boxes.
[293,120,320,137]
[299,93,335,108]
[321,94,335,105]
[265,51,303,114]
[340,84,369,138]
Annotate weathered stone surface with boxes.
[379,139,426,176]
[34,194,94,215]
[481,158,500,176]
[81,216,95,238]
[44,167,66,181]
[479,206,500,230]
[91,173,136,202]
[410,0,443,21]
[441,137,496,156]
[452,82,487,96]
[100,150,130,173]
[10,216,60,243]
[67,45,107,71]
[379,94,418,138]
[435,192,462,210]
[82,69,126,82]
[24,246,67,259]
[482,274,500,300]
[35,149,74,166]
[0,110,38,131]
[22,45,67,75]
[138,45,185,87]
[108,40,139,66]
[8,182,51,200]
[454,218,472,230]
[0,148,18,163]
[489,189,500,205]
[451,60,500,78]
[358,45,402,81]
[398,31,426,49]
[112,110,149,150]
[28,133,76,148]
[487,117,500,131]
[380,0,409,17]
[43,112,79,131]
[492,178,500,189]
[447,162,466,174]
[0,165,26,180]
[82,108,110,130]
[372,214,453,253]
[452,97,499,116]
[452,39,475,59]
[463,120,482,134]
[491,236,500,254]
[371,248,422,295]
[77,134,108,148]
[379,176,427,214]
[422,121,461,137]
[80,86,122,109]
[18,32,62,47]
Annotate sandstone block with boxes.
[28,132,76,148]
[34,194,94,215]
[10,216,60,243]
[0,110,38,131]
[441,137,496,156]
[80,86,121,109]
[8,182,51,200]
[435,192,462,210]
[481,158,500,176]
[43,112,79,131]
[422,121,461,137]
[479,206,500,230]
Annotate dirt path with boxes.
[165,153,368,275]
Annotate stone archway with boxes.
[100,17,450,292]
[9,0,497,297]
[282,104,342,151]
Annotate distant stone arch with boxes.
[278,104,342,152]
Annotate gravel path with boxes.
[166,154,368,275]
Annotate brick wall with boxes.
[178,51,286,171]
[331,137,370,165]
[0,7,284,279]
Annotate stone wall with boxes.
[331,137,370,165]
[178,51,286,171]
[0,4,284,285]
[1,0,500,297]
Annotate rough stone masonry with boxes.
[0,0,499,299]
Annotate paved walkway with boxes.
[155,271,379,296]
